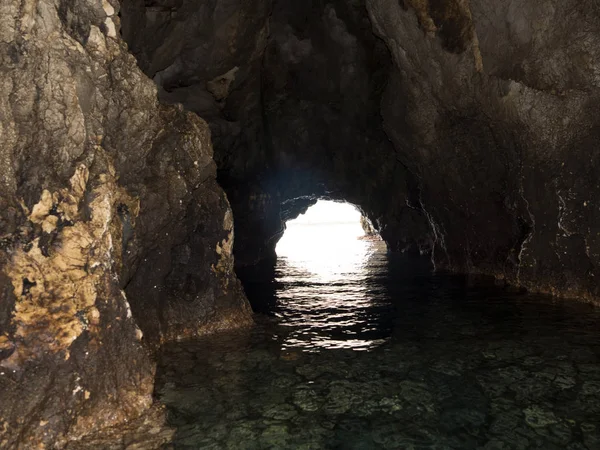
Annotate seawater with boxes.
[155,225,600,449]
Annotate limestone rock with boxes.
[0,0,250,445]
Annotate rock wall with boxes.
[367,0,600,302]
[0,0,250,445]
[122,0,600,303]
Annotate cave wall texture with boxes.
[0,0,250,445]
[122,0,600,303]
[370,0,600,300]
[3,0,600,446]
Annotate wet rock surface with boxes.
[0,0,250,445]
[65,405,175,450]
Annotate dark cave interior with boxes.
[2,0,600,446]
[119,0,433,272]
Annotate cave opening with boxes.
[268,199,391,351]
[275,199,379,272]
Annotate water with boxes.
[155,233,600,449]
[271,214,391,352]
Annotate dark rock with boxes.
[120,0,434,268]
[122,0,600,302]
[368,0,600,302]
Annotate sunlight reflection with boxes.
[276,200,371,279]
[274,200,389,352]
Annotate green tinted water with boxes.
[155,240,600,449]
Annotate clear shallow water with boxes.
[155,233,600,449]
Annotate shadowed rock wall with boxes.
[0,0,250,445]
[122,0,600,304]
[367,0,600,301]
[260,0,432,260]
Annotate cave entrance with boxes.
[269,200,389,351]
[276,200,378,277]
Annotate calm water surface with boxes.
[156,224,600,449]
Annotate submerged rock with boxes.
[292,385,323,412]
[523,406,559,429]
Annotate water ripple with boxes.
[274,221,391,351]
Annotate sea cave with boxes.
[1,0,600,447]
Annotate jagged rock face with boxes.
[367,0,600,301]
[120,0,278,265]
[123,0,600,303]
[0,0,250,445]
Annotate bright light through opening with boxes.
[274,200,387,352]
[276,200,369,278]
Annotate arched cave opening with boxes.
[117,0,435,320]
[243,198,388,311]
[275,199,377,262]
[268,199,393,351]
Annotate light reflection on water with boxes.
[274,202,389,351]
[155,213,600,449]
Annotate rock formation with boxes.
[121,0,433,266]
[0,0,250,445]
[122,0,600,303]
[368,0,600,301]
